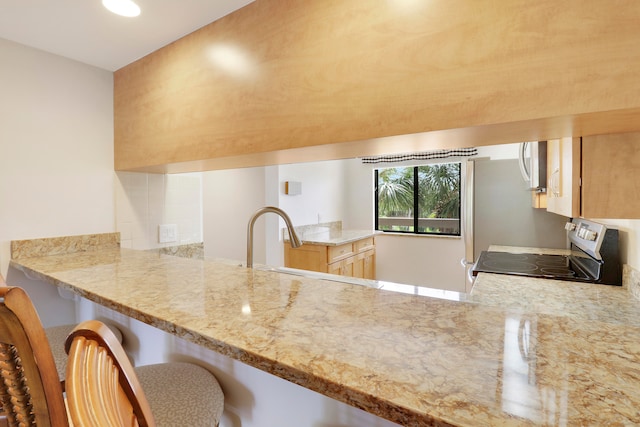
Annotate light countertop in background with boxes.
[283,221,376,246]
[291,229,377,246]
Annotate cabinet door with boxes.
[582,133,640,219]
[341,256,354,277]
[328,256,355,277]
[546,137,581,217]
[284,243,328,272]
[327,261,342,276]
[362,249,376,280]
[353,252,363,279]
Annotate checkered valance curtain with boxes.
[361,148,477,164]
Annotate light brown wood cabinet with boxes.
[546,133,640,219]
[284,237,375,280]
[113,1,640,174]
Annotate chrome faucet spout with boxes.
[247,206,302,268]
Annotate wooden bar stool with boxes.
[0,286,70,425]
[0,287,225,427]
[65,320,225,427]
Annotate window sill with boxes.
[375,232,461,240]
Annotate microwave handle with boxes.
[518,142,531,183]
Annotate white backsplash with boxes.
[115,172,202,250]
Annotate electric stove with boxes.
[471,219,621,285]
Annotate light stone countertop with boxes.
[281,221,376,246]
[286,228,377,246]
[9,236,640,426]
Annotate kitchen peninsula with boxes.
[283,222,377,279]
[9,234,640,426]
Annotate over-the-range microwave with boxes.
[518,140,547,192]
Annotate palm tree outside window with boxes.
[375,162,461,235]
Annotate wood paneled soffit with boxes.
[114,0,640,173]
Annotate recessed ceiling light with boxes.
[102,0,141,17]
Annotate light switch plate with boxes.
[285,181,302,195]
[158,224,177,243]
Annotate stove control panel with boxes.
[578,228,598,241]
[567,219,606,260]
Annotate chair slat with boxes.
[65,320,155,427]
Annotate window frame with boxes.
[374,162,462,236]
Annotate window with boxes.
[375,162,461,236]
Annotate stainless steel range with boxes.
[472,219,621,285]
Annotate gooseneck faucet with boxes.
[246,206,302,268]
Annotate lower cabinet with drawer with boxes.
[284,237,375,280]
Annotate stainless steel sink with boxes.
[249,265,465,301]
[253,265,382,289]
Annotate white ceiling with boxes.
[0,0,255,71]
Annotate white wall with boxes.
[202,161,349,267]
[476,142,520,159]
[343,158,374,229]
[375,234,466,290]
[202,167,268,263]
[593,219,640,271]
[0,38,114,277]
[264,165,282,266]
[278,160,346,226]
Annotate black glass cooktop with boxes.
[472,251,593,281]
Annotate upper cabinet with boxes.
[546,132,640,219]
[114,1,640,173]
[581,133,640,219]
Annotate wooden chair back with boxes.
[0,286,68,426]
[64,320,156,427]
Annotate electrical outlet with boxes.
[158,224,178,243]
